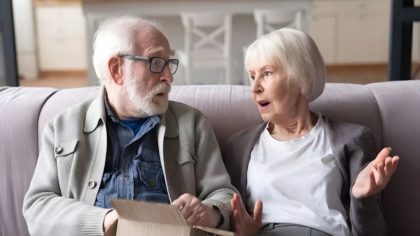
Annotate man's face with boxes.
[123,29,174,118]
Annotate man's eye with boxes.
[250,75,255,80]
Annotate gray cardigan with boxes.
[23,87,236,236]
[223,117,386,236]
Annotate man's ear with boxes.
[108,56,124,85]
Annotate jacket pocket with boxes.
[54,139,78,158]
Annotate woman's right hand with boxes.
[231,193,263,236]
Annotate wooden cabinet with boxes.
[309,0,390,65]
[36,3,87,71]
[336,13,388,63]
[309,2,336,64]
[335,1,389,64]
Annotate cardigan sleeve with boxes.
[192,113,238,229]
[22,121,109,236]
[347,126,386,236]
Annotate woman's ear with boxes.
[108,56,124,85]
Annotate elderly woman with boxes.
[224,28,399,236]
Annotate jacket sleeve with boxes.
[348,127,386,236]
[193,114,237,230]
[22,121,109,236]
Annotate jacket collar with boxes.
[84,86,107,133]
[159,102,179,139]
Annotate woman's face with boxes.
[248,58,303,123]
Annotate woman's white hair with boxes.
[92,16,161,83]
[244,28,326,101]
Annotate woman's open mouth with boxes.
[258,100,270,107]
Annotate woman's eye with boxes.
[250,75,255,80]
[264,71,273,77]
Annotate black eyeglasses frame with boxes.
[118,54,179,74]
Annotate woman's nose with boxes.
[251,77,262,94]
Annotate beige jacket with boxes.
[23,87,236,236]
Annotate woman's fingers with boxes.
[253,200,263,223]
[375,147,392,164]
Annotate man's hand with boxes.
[352,147,400,198]
[231,193,262,236]
[172,193,221,228]
[103,210,119,233]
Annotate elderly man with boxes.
[23,16,236,235]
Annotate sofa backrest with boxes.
[1,81,419,236]
[0,87,57,236]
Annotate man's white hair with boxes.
[92,16,161,83]
[244,28,326,101]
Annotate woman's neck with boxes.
[268,104,318,141]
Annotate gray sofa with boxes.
[1,81,419,236]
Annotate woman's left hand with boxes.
[352,147,400,198]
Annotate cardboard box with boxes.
[107,200,235,236]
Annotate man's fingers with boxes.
[172,194,202,222]
[186,210,202,226]
[172,194,187,209]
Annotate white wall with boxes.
[12,0,38,79]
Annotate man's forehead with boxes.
[143,46,174,56]
[135,31,173,56]
[144,46,175,56]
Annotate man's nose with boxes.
[160,66,173,83]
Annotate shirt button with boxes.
[55,146,63,154]
[88,181,97,189]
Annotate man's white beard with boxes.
[126,70,171,117]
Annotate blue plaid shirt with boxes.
[95,96,169,209]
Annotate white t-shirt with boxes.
[246,115,350,236]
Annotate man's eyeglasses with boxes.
[119,54,179,74]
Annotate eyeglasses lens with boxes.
[150,58,166,73]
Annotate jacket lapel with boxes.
[83,87,108,204]
[157,104,186,202]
